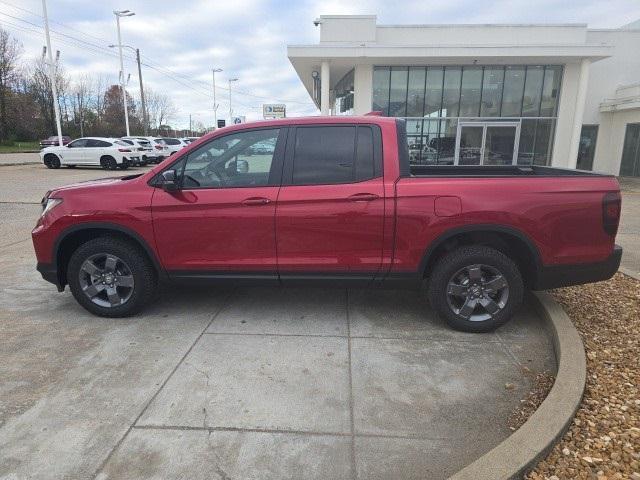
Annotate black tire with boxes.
[427,246,523,333]
[119,161,129,170]
[67,237,157,318]
[100,156,118,170]
[44,153,61,169]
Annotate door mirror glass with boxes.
[160,170,179,192]
[236,159,249,174]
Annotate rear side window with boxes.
[291,125,380,185]
[87,139,112,147]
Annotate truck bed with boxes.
[408,165,613,177]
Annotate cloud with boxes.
[3,0,640,128]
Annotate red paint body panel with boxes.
[31,115,621,288]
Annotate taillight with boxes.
[118,148,131,152]
[602,191,621,236]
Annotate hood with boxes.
[48,174,142,197]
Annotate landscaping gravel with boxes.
[527,273,640,480]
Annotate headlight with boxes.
[41,198,63,217]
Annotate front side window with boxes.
[179,128,280,189]
[292,126,379,185]
[68,139,88,148]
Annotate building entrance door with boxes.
[455,122,521,165]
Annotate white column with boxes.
[567,59,590,169]
[320,60,330,115]
[353,64,373,115]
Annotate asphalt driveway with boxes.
[0,163,556,479]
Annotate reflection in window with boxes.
[424,67,444,117]
[481,67,505,117]
[372,67,390,115]
[389,67,409,117]
[576,125,598,171]
[442,67,462,117]
[502,67,526,117]
[459,67,482,117]
[334,69,354,115]
[540,66,562,117]
[406,67,426,117]
[522,66,544,117]
[517,119,556,165]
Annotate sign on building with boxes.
[233,116,246,124]
[217,119,226,128]
[263,104,286,119]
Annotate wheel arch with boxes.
[419,224,543,287]
[52,223,164,287]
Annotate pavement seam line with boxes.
[345,288,357,480]
[131,424,457,441]
[91,289,237,479]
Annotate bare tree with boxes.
[0,27,23,141]
[144,85,177,132]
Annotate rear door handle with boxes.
[242,197,271,206]
[348,193,379,202]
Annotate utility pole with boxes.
[77,92,84,137]
[41,0,63,146]
[212,68,222,129]
[189,114,192,136]
[136,49,148,135]
[113,10,135,137]
[228,77,238,125]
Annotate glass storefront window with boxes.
[576,125,598,171]
[406,67,426,117]
[540,66,562,117]
[424,67,444,117]
[333,69,354,115]
[502,66,526,117]
[480,67,505,117]
[372,67,390,115]
[517,119,556,165]
[389,67,409,117]
[459,67,483,117]
[522,66,544,117]
[442,67,462,117]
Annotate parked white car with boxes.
[120,137,157,165]
[133,136,170,163]
[155,137,185,156]
[40,137,137,170]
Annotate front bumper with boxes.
[534,245,622,290]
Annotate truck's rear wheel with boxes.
[427,246,523,332]
[67,237,156,317]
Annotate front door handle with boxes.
[242,197,271,206]
[348,193,379,202]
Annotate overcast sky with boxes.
[1,0,639,128]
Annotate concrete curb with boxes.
[0,162,40,167]
[449,292,586,480]
[619,266,640,281]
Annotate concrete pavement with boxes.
[0,152,40,166]
[0,163,556,479]
[619,178,640,279]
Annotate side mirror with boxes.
[160,170,179,192]
[236,159,249,174]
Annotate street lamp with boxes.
[212,68,222,129]
[228,77,238,124]
[41,0,63,146]
[113,9,135,137]
[110,43,148,135]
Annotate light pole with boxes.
[211,68,222,129]
[110,44,147,135]
[41,0,63,146]
[113,10,135,137]
[228,77,238,124]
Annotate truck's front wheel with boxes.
[428,246,523,333]
[67,237,157,317]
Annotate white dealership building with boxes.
[288,15,640,176]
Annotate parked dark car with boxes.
[40,135,71,148]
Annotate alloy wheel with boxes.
[78,253,135,308]
[445,263,509,322]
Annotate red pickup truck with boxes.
[32,116,622,332]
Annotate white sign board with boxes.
[263,104,286,119]
[233,116,246,125]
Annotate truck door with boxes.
[151,127,286,282]
[276,124,385,283]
